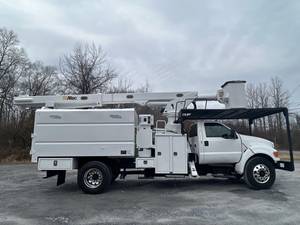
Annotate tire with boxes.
[244,157,276,190]
[78,161,112,194]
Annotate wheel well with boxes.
[77,157,120,171]
[248,153,276,166]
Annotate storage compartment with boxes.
[38,158,77,170]
[138,148,152,157]
[136,158,155,168]
[137,114,154,149]
[155,134,188,174]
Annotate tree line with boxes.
[0,27,299,162]
[229,77,300,150]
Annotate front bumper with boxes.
[276,161,295,171]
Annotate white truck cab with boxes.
[14,81,294,194]
[188,120,281,188]
[189,121,279,166]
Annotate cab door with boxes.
[201,122,242,164]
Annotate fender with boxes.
[235,145,279,174]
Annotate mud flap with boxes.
[44,170,66,186]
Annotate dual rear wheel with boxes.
[78,161,112,194]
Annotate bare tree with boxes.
[19,61,58,96]
[0,28,27,124]
[136,79,151,93]
[295,114,300,129]
[245,77,291,147]
[246,83,259,108]
[109,78,151,94]
[109,78,134,93]
[246,83,260,129]
[257,83,269,132]
[270,76,289,130]
[59,43,117,94]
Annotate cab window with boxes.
[204,123,231,138]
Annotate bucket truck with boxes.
[14,81,294,194]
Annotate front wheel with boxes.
[244,157,276,190]
[78,161,112,194]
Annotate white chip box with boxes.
[31,108,138,162]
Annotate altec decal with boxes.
[63,96,77,100]
[110,114,122,119]
[62,96,88,101]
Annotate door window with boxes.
[204,123,231,138]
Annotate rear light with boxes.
[273,151,280,158]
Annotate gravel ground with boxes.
[0,163,299,225]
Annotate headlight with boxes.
[273,151,279,158]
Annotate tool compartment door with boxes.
[155,134,188,174]
[172,136,188,174]
[155,135,171,173]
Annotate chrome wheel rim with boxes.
[253,164,270,184]
[84,168,103,189]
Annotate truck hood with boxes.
[239,134,274,149]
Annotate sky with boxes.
[1,0,300,109]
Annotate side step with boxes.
[189,161,199,177]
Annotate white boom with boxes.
[14,81,247,132]
[14,80,247,109]
[14,91,197,109]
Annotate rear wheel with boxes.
[244,157,275,190]
[78,161,112,194]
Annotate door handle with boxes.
[204,141,209,146]
[173,152,178,156]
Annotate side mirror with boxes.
[230,129,238,139]
[222,133,230,139]
[222,129,238,139]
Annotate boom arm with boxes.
[14,91,199,109]
[14,80,247,109]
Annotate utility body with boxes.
[14,81,294,194]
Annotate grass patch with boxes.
[0,147,31,163]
